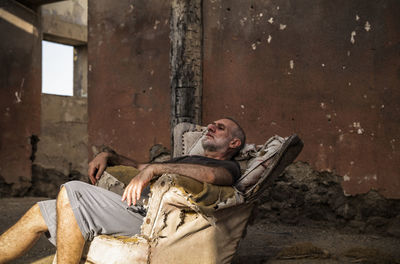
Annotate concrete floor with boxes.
[1,197,399,264]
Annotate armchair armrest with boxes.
[88,170,253,264]
[140,174,253,264]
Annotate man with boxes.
[0,118,245,264]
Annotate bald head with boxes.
[202,118,246,160]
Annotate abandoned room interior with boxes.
[0,0,399,263]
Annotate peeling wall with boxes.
[202,0,400,198]
[41,0,87,45]
[34,94,88,176]
[88,0,172,162]
[0,1,41,195]
[41,0,87,26]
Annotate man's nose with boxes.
[207,123,216,132]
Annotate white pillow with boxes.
[235,136,286,193]
[182,130,286,194]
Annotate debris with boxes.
[277,242,330,259]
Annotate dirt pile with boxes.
[256,162,400,238]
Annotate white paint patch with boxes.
[350,31,356,44]
[89,65,92,72]
[390,139,396,151]
[339,134,344,142]
[277,6,280,10]
[342,65,346,70]
[381,104,385,109]
[352,122,365,135]
[348,82,351,86]
[20,78,25,88]
[279,24,287,30]
[343,175,350,181]
[153,20,160,30]
[251,43,257,50]
[240,105,245,109]
[240,17,247,26]
[347,50,351,57]
[267,35,272,43]
[290,60,294,69]
[350,161,355,165]
[268,17,274,24]
[356,14,360,21]
[320,102,326,109]
[363,174,377,182]
[363,94,367,99]
[259,13,263,17]
[149,86,153,90]
[15,91,22,103]
[321,63,325,67]
[364,21,371,32]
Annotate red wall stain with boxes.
[202,0,400,198]
[88,0,171,162]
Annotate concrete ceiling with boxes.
[17,0,64,9]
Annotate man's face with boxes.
[202,119,236,153]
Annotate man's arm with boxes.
[88,151,147,185]
[122,163,233,206]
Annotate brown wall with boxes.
[0,1,41,195]
[202,0,400,198]
[34,94,88,176]
[88,0,171,162]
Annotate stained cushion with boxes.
[182,128,289,194]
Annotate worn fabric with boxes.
[38,181,144,245]
[38,156,240,246]
[163,155,241,183]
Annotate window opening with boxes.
[42,40,73,96]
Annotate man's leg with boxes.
[54,181,144,263]
[0,203,48,263]
[55,186,85,264]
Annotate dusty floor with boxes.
[1,197,399,264]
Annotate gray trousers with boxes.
[38,181,144,245]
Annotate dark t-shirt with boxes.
[162,155,241,183]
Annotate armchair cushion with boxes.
[177,124,303,198]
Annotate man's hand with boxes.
[88,152,110,184]
[122,165,154,206]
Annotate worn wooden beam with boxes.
[170,0,203,132]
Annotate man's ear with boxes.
[229,137,241,149]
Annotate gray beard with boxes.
[201,139,218,152]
